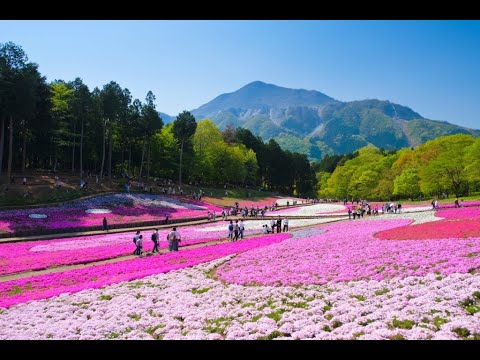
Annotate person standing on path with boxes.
[270,218,276,234]
[151,229,160,254]
[239,219,245,239]
[23,177,26,186]
[133,231,141,255]
[233,220,240,241]
[102,217,108,231]
[276,216,282,233]
[167,227,181,252]
[136,235,144,257]
[228,221,234,240]
[283,217,289,232]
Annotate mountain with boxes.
[158,112,175,124]
[169,81,480,159]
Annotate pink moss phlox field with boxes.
[0,222,264,276]
[0,233,291,308]
[216,219,480,286]
[376,219,480,240]
[436,206,480,220]
[377,206,480,240]
[0,194,223,234]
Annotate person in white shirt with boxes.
[167,227,181,252]
[136,235,144,257]
[283,218,289,232]
[239,220,245,239]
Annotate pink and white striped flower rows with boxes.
[0,258,478,340]
[0,218,334,276]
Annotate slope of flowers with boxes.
[0,233,291,308]
[376,206,480,240]
[436,206,480,220]
[0,218,334,276]
[216,219,480,286]
[376,219,480,240]
[1,258,479,340]
[0,194,223,234]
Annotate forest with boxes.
[316,133,480,200]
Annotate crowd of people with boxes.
[130,227,181,257]
[346,200,403,220]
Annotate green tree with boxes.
[420,134,474,198]
[70,78,92,178]
[0,42,29,179]
[50,81,74,171]
[172,110,197,187]
[100,81,124,181]
[393,168,421,200]
[139,91,162,180]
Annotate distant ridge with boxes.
[160,81,479,159]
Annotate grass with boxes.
[127,313,141,321]
[266,309,286,322]
[145,324,166,338]
[374,288,390,296]
[352,295,366,301]
[202,316,235,336]
[98,295,112,301]
[191,288,211,295]
[257,331,286,340]
[433,317,448,329]
[392,318,416,330]
[452,327,471,338]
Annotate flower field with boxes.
[0,218,335,276]
[0,233,291,308]
[0,194,223,235]
[0,202,479,340]
[376,205,480,240]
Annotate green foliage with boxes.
[392,318,416,329]
[393,168,421,199]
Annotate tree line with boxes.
[0,42,316,196]
[316,134,480,200]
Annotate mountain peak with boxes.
[192,81,337,118]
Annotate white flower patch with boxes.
[195,218,339,233]
[28,214,48,219]
[85,209,112,214]
[371,209,442,225]
[276,204,346,216]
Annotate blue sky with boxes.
[1,20,479,128]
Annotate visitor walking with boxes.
[132,231,141,255]
[276,217,282,233]
[228,221,234,240]
[102,217,108,231]
[283,218,289,232]
[233,220,240,241]
[239,220,245,239]
[167,227,181,252]
[136,235,144,257]
[151,229,160,253]
[23,177,26,186]
[270,218,276,234]
[165,213,170,224]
